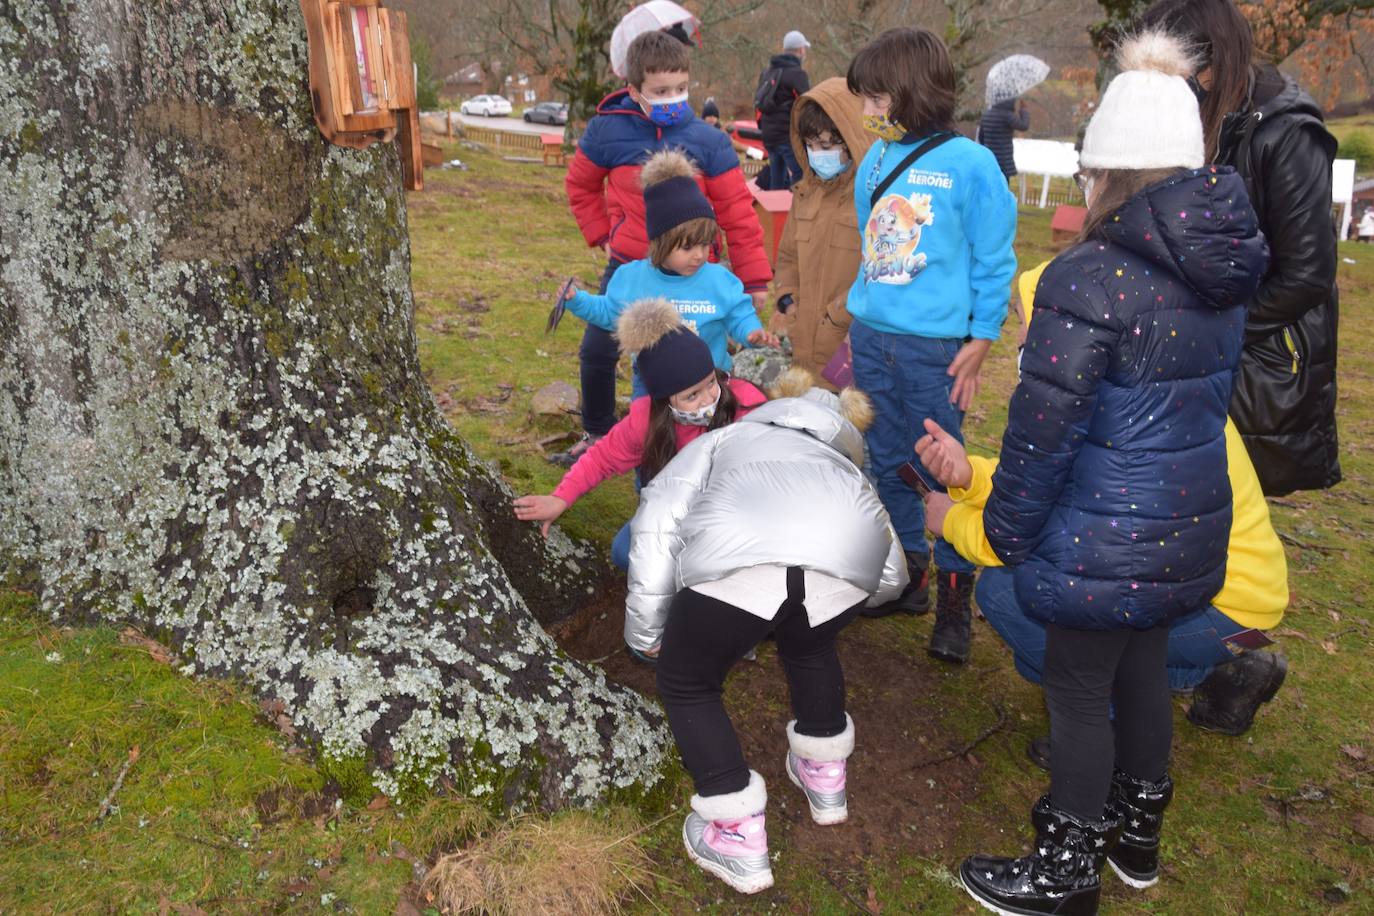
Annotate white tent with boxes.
[1012,139,1079,208]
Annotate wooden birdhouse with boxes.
[301,0,424,190]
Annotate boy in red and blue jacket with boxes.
[556,30,771,467]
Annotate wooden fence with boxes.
[461,124,546,153]
[427,115,773,175]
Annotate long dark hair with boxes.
[1139,0,1255,161]
[846,28,956,138]
[1078,167,1188,241]
[640,369,740,484]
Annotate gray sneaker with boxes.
[786,751,849,825]
[682,811,773,894]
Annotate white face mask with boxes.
[670,386,721,426]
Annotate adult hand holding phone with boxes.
[914,418,973,490]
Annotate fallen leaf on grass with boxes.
[1354,813,1374,842]
[467,396,509,413]
[866,885,882,914]
[1321,640,1338,655]
[283,878,312,895]
[120,627,176,664]
[1341,744,1368,761]
[258,698,298,740]
[367,795,390,811]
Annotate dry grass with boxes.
[420,808,658,915]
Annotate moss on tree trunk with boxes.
[0,0,669,807]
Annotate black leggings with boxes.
[656,567,861,798]
[577,259,623,437]
[1044,623,1172,821]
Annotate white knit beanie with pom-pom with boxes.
[1080,29,1204,170]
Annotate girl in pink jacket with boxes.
[514,297,766,572]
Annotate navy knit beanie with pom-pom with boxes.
[641,149,716,241]
[616,298,715,399]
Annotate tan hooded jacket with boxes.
[772,78,874,388]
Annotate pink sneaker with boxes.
[685,771,773,894]
[785,716,854,825]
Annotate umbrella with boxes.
[609,1,701,79]
[985,54,1050,107]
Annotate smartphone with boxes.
[898,461,946,497]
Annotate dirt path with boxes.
[552,585,989,872]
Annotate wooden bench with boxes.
[541,133,566,167]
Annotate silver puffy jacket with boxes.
[625,392,909,651]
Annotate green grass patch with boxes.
[0,591,492,913]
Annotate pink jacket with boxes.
[552,378,767,507]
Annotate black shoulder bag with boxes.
[870,131,957,207]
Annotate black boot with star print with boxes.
[959,794,1123,915]
[1105,769,1173,889]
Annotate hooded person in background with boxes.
[770,78,875,388]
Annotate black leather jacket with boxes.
[1218,66,1341,495]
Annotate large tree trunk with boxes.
[0,0,669,807]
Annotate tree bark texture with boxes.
[0,0,670,807]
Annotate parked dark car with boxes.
[523,102,568,125]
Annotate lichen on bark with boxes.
[0,0,670,807]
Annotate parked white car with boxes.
[460,95,513,117]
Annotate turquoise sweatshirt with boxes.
[569,259,763,372]
[846,134,1017,340]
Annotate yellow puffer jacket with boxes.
[944,261,1289,630]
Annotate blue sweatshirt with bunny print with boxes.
[569,259,763,373]
[846,133,1018,340]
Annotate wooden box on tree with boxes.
[301,0,423,189]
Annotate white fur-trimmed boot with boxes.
[785,714,854,825]
[683,770,773,894]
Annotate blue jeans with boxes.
[767,143,802,190]
[848,321,973,573]
[612,521,632,570]
[976,567,1250,691]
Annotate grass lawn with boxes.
[3,141,1372,913]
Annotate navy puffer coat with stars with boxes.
[984,167,1269,630]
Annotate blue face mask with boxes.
[643,92,691,127]
[807,147,849,180]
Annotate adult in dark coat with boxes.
[1143,0,1341,496]
[755,31,811,189]
[977,98,1029,178]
